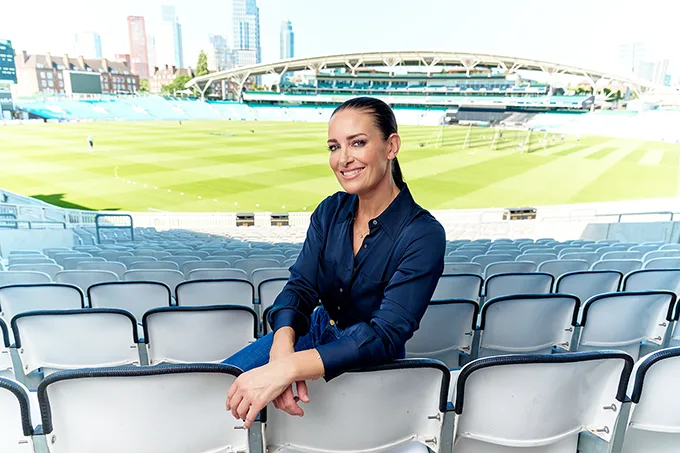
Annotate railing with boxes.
[596,211,678,223]
[95,214,134,243]
[0,219,67,229]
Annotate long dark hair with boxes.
[331,97,405,189]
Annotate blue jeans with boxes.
[223,306,343,372]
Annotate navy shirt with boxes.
[268,184,446,380]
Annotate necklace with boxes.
[358,229,370,240]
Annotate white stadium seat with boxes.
[484,261,536,278]
[7,263,63,280]
[264,360,449,453]
[233,258,282,279]
[0,271,52,286]
[622,347,680,453]
[11,309,140,377]
[143,306,257,365]
[442,262,483,276]
[623,269,680,296]
[450,351,633,453]
[515,253,558,265]
[37,364,248,453]
[576,291,675,360]
[118,256,157,267]
[128,261,179,271]
[406,300,478,367]
[76,261,127,279]
[181,260,231,275]
[560,252,601,266]
[483,272,554,300]
[643,250,680,262]
[432,274,482,302]
[537,259,590,279]
[251,268,290,300]
[0,319,13,378]
[477,294,578,357]
[0,284,84,324]
[591,259,643,274]
[259,278,288,333]
[187,268,248,281]
[55,270,119,293]
[643,257,680,270]
[175,279,254,308]
[554,270,622,306]
[472,254,513,269]
[123,269,184,293]
[0,377,34,453]
[601,251,643,261]
[88,281,172,323]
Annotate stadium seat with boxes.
[143,306,257,365]
[233,259,282,279]
[264,359,449,453]
[591,259,643,274]
[119,256,158,267]
[442,262,483,276]
[94,251,133,261]
[659,244,680,251]
[622,269,680,296]
[445,255,471,263]
[483,272,554,300]
[560,252,600,266]
[643,250,680,263]
[53,252,93,267]
[558,247,592,257]
[0,377,34,453]
[76,261,127,279]
[0,319,13,378]
[643,257,680,269]
[595,245,630,256]
[484,261,536,278]
[44,248,72,259]
[126,261,178,271]
[432,274,482,302]
[406,300,478,367]
[7,257,55,266]
[515,253,558,265]
[62,256,106,270]
[7,263,63,280]
[187,268,248,281]
[88,281,172,324]
[37,364,248,453]
[621,347,680,453]
[123,270,184,293]
[11,309,140,377]
[251,268,290,300]
[601,251,643,261]
[0,271,52,286]
[629,245,660,255]
[554,270,622,306]
[162,256,202,268]
[450,351,633,452]
[576,291,675,360]
[283,258,297,268]
[472,254,513,269]
[175,279,254,308]
[259,278,288,333]
[477,294,578,357]
[0,284,84,326]
[181,260,231,275]
[55,270,119,294]
[135,251,172,260]
[537,259,590,279]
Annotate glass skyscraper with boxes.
[280,21,294,60]
[232,0,261,67]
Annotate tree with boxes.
[139,79,149,93]
[196,50,209,77]
[161,74,192,97]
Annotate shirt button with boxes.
[339,288,343,293]
[329,319,335,326]
[337,306,341,311]
[372,220,378,226]
[363,244,368,249]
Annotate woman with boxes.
[225,97,446,428]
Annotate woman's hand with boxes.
[269,328,310,417]
[226,358,295,429]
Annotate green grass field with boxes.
[1,120,678,212]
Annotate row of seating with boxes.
[1,349,677,453]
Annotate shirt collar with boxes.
[337,184,416,239]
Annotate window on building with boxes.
[41,80,47,87]
[59,81,64,88]
[127,77,131,84]
[40,72,46,79]
[48,80,53,87]
[47,72,53,79]
[57,73,63,80]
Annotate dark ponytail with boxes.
[332,97,405,189]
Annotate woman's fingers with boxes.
[226,381,238,410]
[236,397,251,421]
[279,386,303,416]
[244,402,263,429]
[230,393,244,421]
[295,380,310,403]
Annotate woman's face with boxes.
[327,109,399,195]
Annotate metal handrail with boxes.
[95,214,134,243]
[0,219,66,229]
[595,211,678,223]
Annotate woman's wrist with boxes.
[273,326,296,347]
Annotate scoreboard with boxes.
[0,39,17,83]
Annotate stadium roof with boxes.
[185,50,659,98]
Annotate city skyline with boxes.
[3,0,679,80]
[280,20,294,60]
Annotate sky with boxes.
[3,0,679,75]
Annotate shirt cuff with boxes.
[316,335,361,381]
[267,307,310,338]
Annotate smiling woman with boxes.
[223,97,446,428]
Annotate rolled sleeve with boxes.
[267,201,326,338]
[318,224,446,380]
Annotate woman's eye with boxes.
[352,140,366,147]
[328,144,339,152]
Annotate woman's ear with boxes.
[387,133,401,160]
